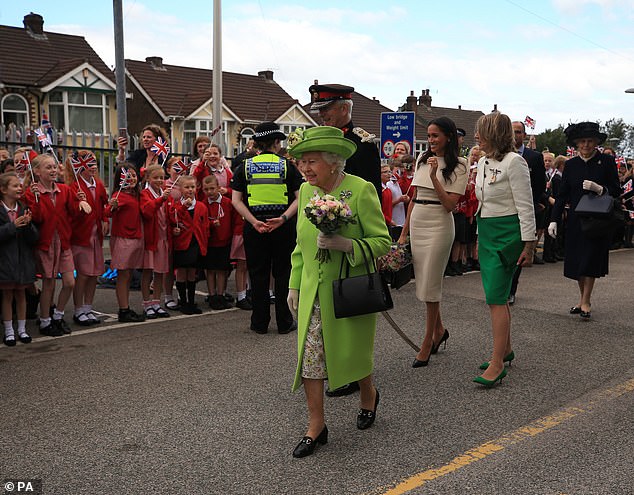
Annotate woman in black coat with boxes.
[548,122,620,319]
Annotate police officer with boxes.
[308,83,382,397]
[308,83,382,198]
[231,122,304,334]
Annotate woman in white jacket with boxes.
[473,112,536,387]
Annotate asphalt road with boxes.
[1,249,633,495]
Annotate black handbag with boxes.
[574,192,613,217]
[332,238,393,319]
[575,192,625,240]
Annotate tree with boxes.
[535,125,567,156]
[600,118,634,157]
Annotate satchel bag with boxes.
[332,238,393,319]
[575,192,625,240]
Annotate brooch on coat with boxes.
[488,168,501,184]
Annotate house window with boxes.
[1,94,29,128]
[239,127,255,153]
[48,90,109,133]
[414,141,428,155]
[183,119,227,154]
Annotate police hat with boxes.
[253,122,286,142]
[456,128,466,137]
[309,84,354,111]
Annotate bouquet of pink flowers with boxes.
[377,243,413,289]
[304,191,356,263]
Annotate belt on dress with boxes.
[413,199,441,205]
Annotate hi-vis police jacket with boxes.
[245,153,289,217]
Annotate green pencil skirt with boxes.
[477,214,523,305]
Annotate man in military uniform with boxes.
[231,122,304,334]
[309,83,382,198]
[308,83,382,397]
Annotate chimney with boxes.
[258,70,274,81]
[23,12,45,38]
[406,91,417,112]
[419,89,432,107]
[372,97,380,104]
[145,56,165,70]
[458,105,462,110]
[492,103,498,112]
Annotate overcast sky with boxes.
[4,0,634,133]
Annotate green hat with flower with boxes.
[287,126,357,159]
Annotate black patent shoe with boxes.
[18,333,32,344]
[357,389,380,430]
[3,336,16,347]
[55,318,72,334]
[569,306,582,314]
[325,381,359,397]
[292,425,328,458]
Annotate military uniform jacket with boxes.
[342,121,382,198]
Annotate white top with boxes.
[475,152,536,241]
[386,179,406,226]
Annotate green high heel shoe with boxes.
[479,350,515,370]
[473,368,507,388]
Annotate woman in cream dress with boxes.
[399,117,468,367]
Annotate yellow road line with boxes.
[379,377,634,495]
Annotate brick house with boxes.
[0,13,117,140]
[124,57,317,156]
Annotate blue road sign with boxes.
[380,111,415,159]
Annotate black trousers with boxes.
[243,221,295,332]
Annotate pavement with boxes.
[0,248,633,495]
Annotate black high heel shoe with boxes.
[357,389,380,430]
[431,329,449,354]
[292,425,328,458]
[412,348,432,368]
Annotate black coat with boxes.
[522,147,547,209]
[343,121,382,198]
[0,202,39,285]
[552,153,620,279]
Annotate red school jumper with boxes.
[169,200,210,256]
[24,183,76,252]
[206,195,240,248]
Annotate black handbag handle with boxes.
[336,238,374,294]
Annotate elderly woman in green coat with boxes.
[286,126,391,458]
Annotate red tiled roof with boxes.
[125,59,300,122]
[0,25,114,87]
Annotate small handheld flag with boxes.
[524,115,536,130]
[69,151,97,176]
[150,137,170,164]
[566,146,576,158]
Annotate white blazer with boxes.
[475,152,536,241]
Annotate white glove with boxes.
[582,180,604,195]
[287,289,299,319]
[316,232,353,253]
[547,222,557,239]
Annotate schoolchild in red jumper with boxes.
[192,143,233,202]
[169,175,209,314]
[67,150,109,326]
[140,164,172,319]
[380,164,395,227]
[162,157,185,310]
[24,154,84,336]
[0,172,38,346]
[201,174,238,310]
[105,166,145,323]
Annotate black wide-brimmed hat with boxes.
[253,122,286,142]
[564,122,607,147]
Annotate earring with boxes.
[330,169,335,175]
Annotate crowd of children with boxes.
[0,134,246,346]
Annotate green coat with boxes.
[290,175,391,392]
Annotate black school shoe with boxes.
[3,336,16,346]
[53,318,72,334]
[118,308,146,323]
[40,322,64,337]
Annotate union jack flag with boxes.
[623,179,633,195]
[119,168,133,189]
[150,137,170,160]
[616,156,626,167]
[524,115,536,129]
[70,152,97,175]
[566,146,576,158]
[34,128,52,148]
[171,159,187,175]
